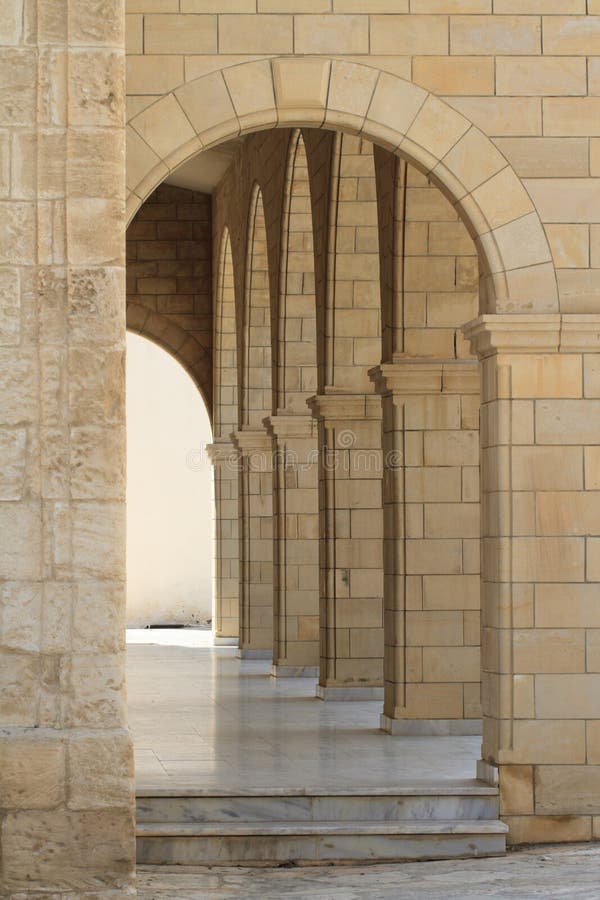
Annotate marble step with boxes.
[136,819,508,865]
[137,786,499,824]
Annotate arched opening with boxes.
[122,63,558,862]
[125,332,213,629]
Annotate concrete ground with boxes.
[137,843,600,898]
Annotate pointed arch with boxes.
[214,227,238,439]
[277,130,317,414]
[242,184,272,428]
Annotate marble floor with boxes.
[127,630,481,793]
[136,844,600,898]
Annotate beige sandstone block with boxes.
[65,653,127,728]
[365,73,427,147]
[144,14,217,54]
[294,15,368,53]
[536,491,600,537]
[493,137,589,178]
[511,537,584,583]
[1,582,41,651]
[183,0,254,8]
[370,14,449,55]
[175,71,237,142]
[507,720,586,765]
[1,809,135,893]
[225,60,276,125]
[496,0,584,9]
[536,674,600,719]
[512,446,583,491]
[535,584,600,628]
[0,49,36,126]
[505,814,591,846]
[0,735,65,809]
[411,0,489,8]
[262,0,329,8]
[510,354,582,399]
[422,646,480,682]
[514,628,585,675]
[544,98,600,137]
[587,538,600,582]
[592,226,600,267]
[445,97,542,136]
[327,59,379,128]
[125,14,142,54]
[126,55,184,95]
[127,0,177,9]
[585,447,600,489]
[536,399,600,444]
[406,540,463,575]
[405,467,462,502]
[424,503,479,539]
[499,765,534,815]
[69,50,124,128]
[413,56,494,96]
[496,56,586,97]
[0,503,42,580]
[586,721,600,764]
[71,502,124,581]
[543,16,600,55]
[132,94,195,161]
[401,683,464,719]
[471,167,533,230]
[406,94,470,161]
[451,16,541,55]
[423,430,479,467]
[584,355,600,398]
[218,14,292,53]
[422,574,479,610]
[0,268,19,345]
[536,766,600,815]
[546,224,589,269]
[68,732,133,809]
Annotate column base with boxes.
[380,715,483,736]
[316,685,384,701]
[477,758,499,785]
[237,648,272,660]
[271,665,319,678]
[213,636,238,647]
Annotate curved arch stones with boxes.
[126,57,558,315]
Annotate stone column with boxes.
[206,441,239,645]
[371,360,481,735]
[464,314,600,845]
[0,0,135,893]
[266,415,319,677]
[309,393,384,700]
[232,429,274,659]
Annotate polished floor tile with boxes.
[127,630,481,793]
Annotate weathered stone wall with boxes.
[0,0,135,894]
[126,183,213,413]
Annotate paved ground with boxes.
[137,843,600,898]
[127,630,480,793]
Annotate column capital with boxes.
[369,359,479,396]
[264,414,316,440]
[463,314,600,358]
[205,440,237,465]
[307,391,382,421]
[231,428,273,455]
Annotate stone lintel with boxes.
[370,359,479,397]
[307,392,382,422]
[461,315,600,358]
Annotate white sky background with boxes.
[126,332,213,627]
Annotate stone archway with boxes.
[126,57,558,315]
